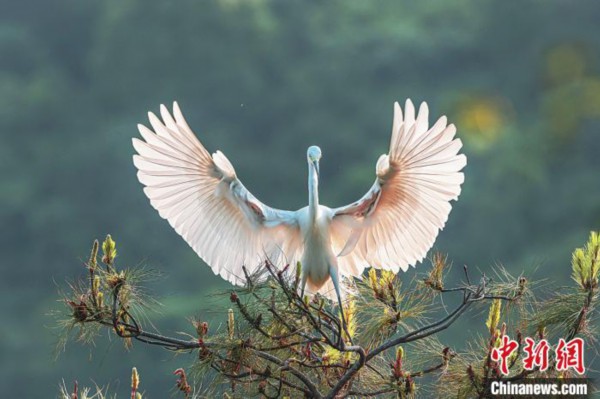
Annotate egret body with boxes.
[132,100,466,317]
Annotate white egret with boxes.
[132,99,466,324]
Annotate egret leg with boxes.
[300,273,307,301]
[329,265,352,346]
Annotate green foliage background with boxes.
[1,0,599,396]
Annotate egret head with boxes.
[307,145,321,177]
[307,145,322,162]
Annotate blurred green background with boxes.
[2,0,600,396]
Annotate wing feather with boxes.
[133,102,301,285]
[331,99,466,277]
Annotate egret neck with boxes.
[308,159,320,221]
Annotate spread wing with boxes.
[330,99,466,277]
[132,102,302,285]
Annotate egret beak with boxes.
[312,159,320,178]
